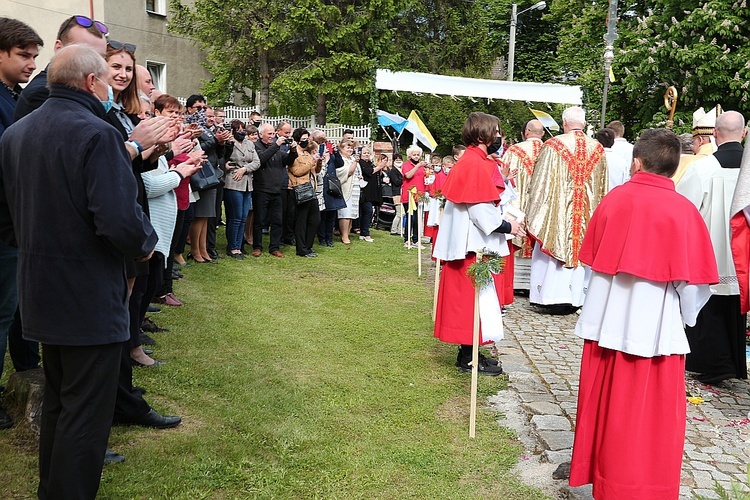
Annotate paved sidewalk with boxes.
[493,296,750,499]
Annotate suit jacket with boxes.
[0,84,157,345]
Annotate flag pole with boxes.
[469,250,482,438]
[432,205,444,321]
[432,259,440,321]
[417,201,423,276]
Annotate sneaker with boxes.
[160,292,183,307]
[360,236,374,242]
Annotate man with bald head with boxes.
[136,64,155,98]
[524,106,609,313]
[0,44,157,498]
[677,110,748,385]
[501,120,544,266]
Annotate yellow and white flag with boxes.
[529,108,560,132]
[406,110,438,151]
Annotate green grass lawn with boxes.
[0,229,547,499]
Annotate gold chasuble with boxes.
[526,131,608,268]
[501,138,543,257]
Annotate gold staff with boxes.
[664,86,678,129]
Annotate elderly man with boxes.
[677,110,747,385]
[253,122,290,257]
[672,106,720,184]
[0,44,157,499]
[525,106,608,313]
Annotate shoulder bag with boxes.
[293,181,316,205]
[190,160,222,192]
[326,172,343,198]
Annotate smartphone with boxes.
[223,123,231,130]
[318,143,326,156]
[357,146,363,155]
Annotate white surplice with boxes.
[433,201,509,342]
[575,271,713,357]
[676,155,740,295]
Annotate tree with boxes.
[616,0,750,135]
[168,0,296,112]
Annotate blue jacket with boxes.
[322,152,346,211]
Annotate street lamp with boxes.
[507,0,546,81]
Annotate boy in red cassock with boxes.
[569,129,719,499]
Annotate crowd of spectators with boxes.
[0,13,473,498]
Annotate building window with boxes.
[146,0,166,16]
[146,61,166,93]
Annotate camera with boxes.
[223,123,231,130]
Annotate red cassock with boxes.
[424,171,448,240]
[433,146,505,345]
[569,172,718,499]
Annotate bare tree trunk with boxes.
[316,91,326,126]
[259,48,270,114]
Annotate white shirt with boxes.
[604,148,630,190]
[611,137,634,168]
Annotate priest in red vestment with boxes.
[432,112,523,376]
[569,129,719,499]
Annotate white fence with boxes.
[176,99,372,144]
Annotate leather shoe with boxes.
[0,405,12,430]
[252,249,262,257]
[160,292,183,307]
[141,318,169,333]
[131,358,166,368]
[270,251,284,258]
[118,409,181,429]
[104,449,125,464]
[139,333,156,346]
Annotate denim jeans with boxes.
[0,241,18,381]
[224,189,253,251]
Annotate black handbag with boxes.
[326,173,343,198]
[293,182,316,205]
[190,160,221,192]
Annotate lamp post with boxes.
[508,0,546,81]
[600,0,619,128]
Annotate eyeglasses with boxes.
[190,104,206,110]
[107,40,137,54]
[60,15,109,36]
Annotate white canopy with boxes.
[376,69,582,106]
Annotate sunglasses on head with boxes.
[107,40,136,54]
[61,15,109,35]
